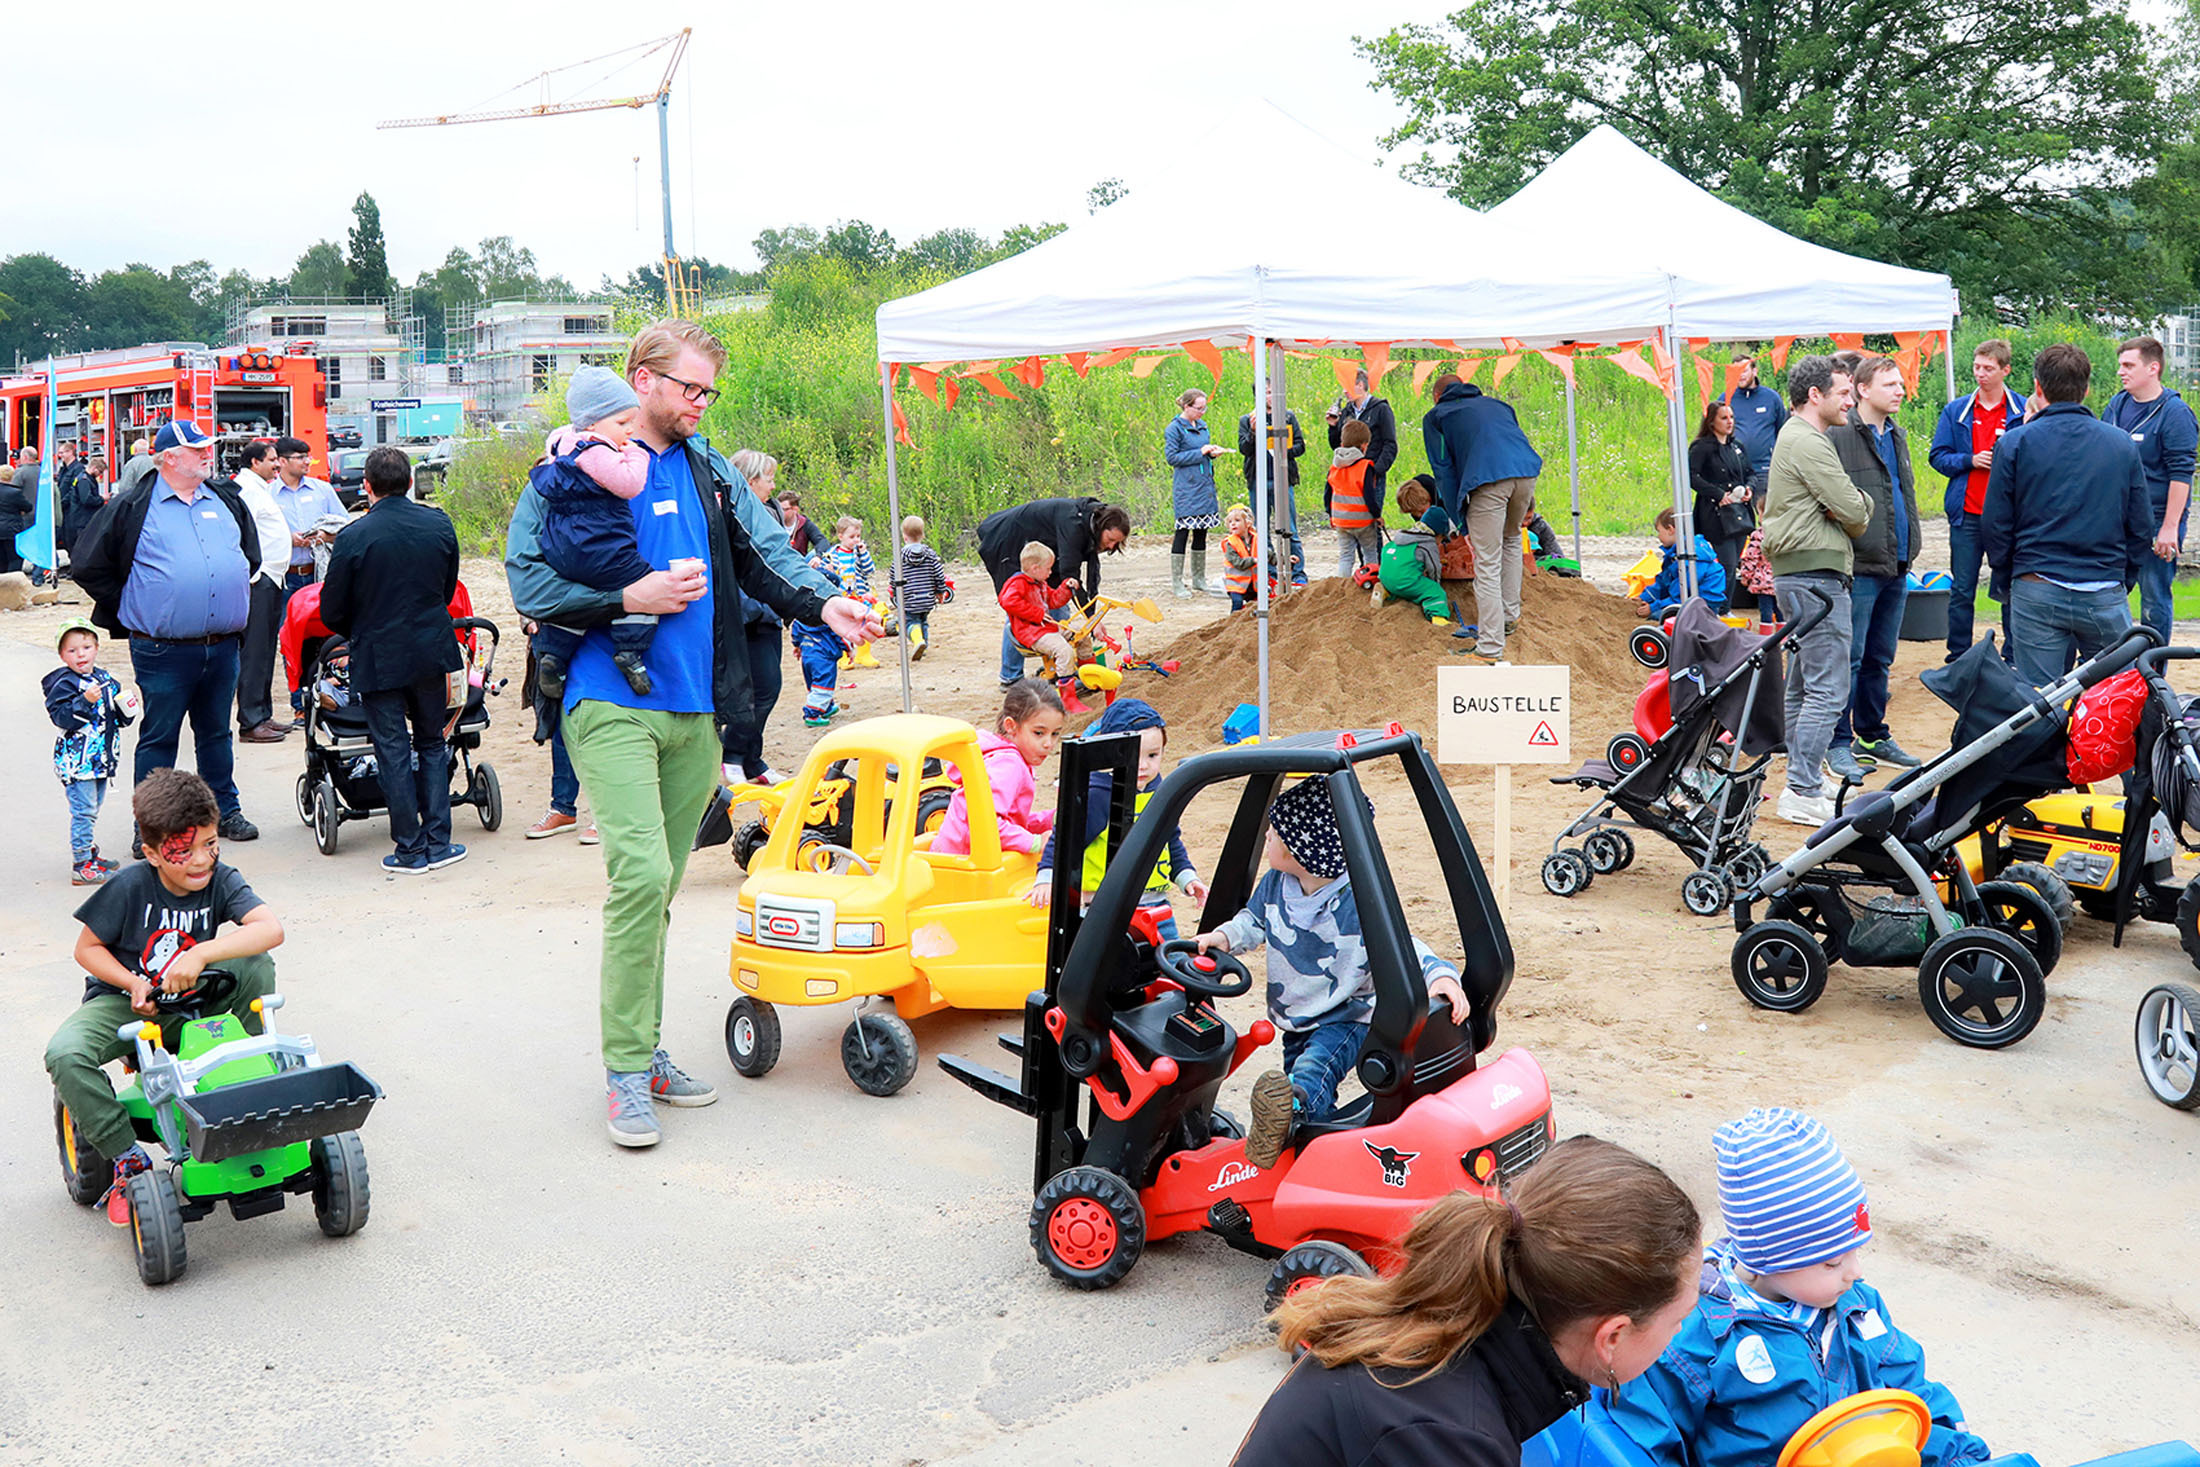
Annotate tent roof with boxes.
[1484,125,1957,339]
[876,102,1672,363]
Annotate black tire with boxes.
[312,779,340,857]
[126,1168,187,1286]
[1606,733,1650,773]
[474,763,502,832]
[295,771,315,826]
[310,1132,370,1237]
[1263,1241,1376,1315]
[1998,860,2075,929]
[1731,920,1830,1012]
[732,819,770,871]
[54,1095,106,1206]
[914,787,955,837]
[2179,882,2200,971]
[725,996,782,1078]
[1726,846,1768,892]
[1629,625,1670,670]
[842,1011,918,1096]
[1916,927,2045,1049]
[1975,880,2063,978]
[2135,981,2200,1109]
[2077,887,2123,923]
[1769,885,1846,963]
[1682,869,1732,918]
[1541,852,1586,898]
[1583,829,1632,875]
[1030,1165,1146,1289]
[1607,829,1636,871]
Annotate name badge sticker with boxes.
[653,498,679,516]
[1856,1308,1888,1340]
[2134,433,2147,443]
[201,510,219,520]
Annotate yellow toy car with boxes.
[726,713,1051,1096]
[705,756,958,873]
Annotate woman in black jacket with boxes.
[1689,400,1755,593]
[1230,1137,1701,1467]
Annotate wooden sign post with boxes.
[1437,664,1573,910]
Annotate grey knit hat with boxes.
[567,365,639,429]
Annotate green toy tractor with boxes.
[52,969,384,1286]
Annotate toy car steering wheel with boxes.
[1156,939,1254,1000]
[152,966,238,1017]
[1777,1390,1933,1467]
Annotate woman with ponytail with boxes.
[1230,1136,1703,1467]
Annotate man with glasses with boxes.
[269,436,345,719]
[506,319,881,1150]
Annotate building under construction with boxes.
[444,299,630,422]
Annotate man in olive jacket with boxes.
[1762,356,1871,825]
[1825,356,1926,778]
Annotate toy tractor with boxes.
[53,969,383,1286]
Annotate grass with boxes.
[1969,577,2200,626]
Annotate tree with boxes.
[287,241,348,298]
[84,264,200,348]
[903,228,988,277]
[0,254,88,364]
[822,220,897,272]
[1086,177,1129,213]
[752,225,821,274]
[345,192,395,301]
[475,236,545,300]
[994,222,1067,260]
[1360,0,2190,317]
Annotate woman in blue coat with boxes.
[1164,388,1228,598]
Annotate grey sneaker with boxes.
[648,1048,718,1107]
[606,1070,661,1148]
[1853,736,1922,768]
[1824,747,1870,784]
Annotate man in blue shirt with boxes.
[506,320,878,1150]
[269,436,346,720]
[1721,355,1789,492]
[1421,372,1545,660]
[1826,358,1926,777]
[2104,335,2200,644]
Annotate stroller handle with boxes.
[2138,644,2200,673]
[452,616,500,644]
[2070,625,2160,689]
[1772,586,1835,643]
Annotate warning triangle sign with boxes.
[1528,720,1559,747]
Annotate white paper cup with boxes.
[671,556,708,592]
[118,687,142,718]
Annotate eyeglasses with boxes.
[658,371,721,407]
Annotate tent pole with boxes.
[1565,370,1581,564]
[1944,327,1958,402]
[1664,325,1695,601]
[880,359,912,715]
[1252,336,1271,739]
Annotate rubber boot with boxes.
[1190,544,1223,596]
[853,642,881,668]
[1058,675,1091,714]
[1170,553,1191,599]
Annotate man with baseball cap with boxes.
[70,419,264,842]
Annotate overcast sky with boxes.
[6,0,1462,290]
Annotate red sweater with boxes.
[1000,571,1074,646]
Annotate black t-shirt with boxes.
[73,861,262,1003]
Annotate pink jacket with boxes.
[548,425,649,500]
[931,730,1055,856]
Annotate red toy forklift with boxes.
[941,724,1556,1309]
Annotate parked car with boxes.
[330,449,373,509]
[327,426,364,450]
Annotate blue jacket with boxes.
[1645,535,1726,611]
[1422,381,1545,517]
[1607,1247,1988,1467]
[1720,385,1788,477]
[1928,389,2027,520]
[1981,402,2151,589]
[1164,414,1221,520]
[2103,387,2200,521]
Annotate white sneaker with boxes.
[1776,790,1836,827]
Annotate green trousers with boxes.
[1380,545,1451,620]
[564,699,721,1073]
[46,952,276,1160]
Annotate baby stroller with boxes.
[1545,596,1824,915]
[1732,626,2158,1050]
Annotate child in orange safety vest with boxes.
[1220,505,1258,611]
[1326,418,1384,575]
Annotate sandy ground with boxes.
[2,525,2199,1466]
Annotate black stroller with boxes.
[1732,627,2158,1050]
[294,617,506,856]
[1546,596,1826,915]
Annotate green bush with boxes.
[440,432,541,555]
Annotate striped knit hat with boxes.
[1713,1107,1873,1274]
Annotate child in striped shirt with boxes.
[897,515,946,660]
[829,517,882,670]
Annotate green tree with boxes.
[84,264,200,347]
[1360,0,2189,317]
[345,191,395,300]
[902,228,988,276]
[822,220,897,272]
[0,254,88,364]
[993,222,1067,260]
[752,225,821,274]
[475,236,545,299]
[1086,177,1128,213]
[287,240,348,298]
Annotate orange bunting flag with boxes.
[1184,339,1224,386]
[1491,353,1521,390]
[1893,331,1924,354]
[1412,359,1443,395]
[1771,336,1796,370]
[1007,356,1046,390]
[1647,334,1676,379]
[1500,338,1528,356]
[1458,357,1484,385]
[941,377,960,411]
[1086,346,1139,372]
[1330,358,1360,393]
[1830,332,1866,353]
[1538,349,1576,387]
[907,366,940,403]
[1919,332,1941,366]
[1686,337,1711,351]
[1606,345,1671,397]
[1725,362,1750,400]
[1130,356,1170,379]
[891,397,912,447]
[1358,343,1392,386]
[1894,348,1920,394]
[1066,352,1091,378]
[972,372,1020,400]
[1695,354,1715,406]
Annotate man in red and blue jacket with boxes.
[1927,338,2025,662]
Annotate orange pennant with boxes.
[883,361,899,388]
[1724,362,1749,400]
[1330,358,1360,393]
[1830,332,1867,352]
[1499,338,1527,356]
[941,377,960,411]
[1695,354,1715,406]
[890,397,912,447]
[1087,347,1138,372]
[1007,356,1046,390]
[1066,352,1091,378]
[1771,336,1796,370]
[1359,343,1392,387]
[1458,358,1483,385]
[1537,349,1576,387]
[1893,332,1924,353]
[972,372,1019,400]
[1130,355,1170,379]
[1491,353,1521,390]
[1184,339,1224,386]
[1606,345,1669,396]
[1686,337,1710,351]
[1894,348,1920,394]
[907,366,940,403]
[1412,360,1441,395]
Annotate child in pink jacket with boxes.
[931,679,1067,856]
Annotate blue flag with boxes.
[13,372,55,570]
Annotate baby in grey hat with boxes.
[528,365,659,738]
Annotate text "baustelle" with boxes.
[1450,696,1566,714]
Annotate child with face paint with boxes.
[1029,698,1211,938]
[43,617,134,885]
[43,769,286,1226]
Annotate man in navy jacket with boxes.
[1719,354,1787,491]
[1981,343,2151,686]
[1422,373,1544,660]
[1928,339,2026,661]
[2104,335,2199,644]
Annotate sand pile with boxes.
[1137,572,1651,745]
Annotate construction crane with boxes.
[379,29,698,315]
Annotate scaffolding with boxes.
[443,298,629,421]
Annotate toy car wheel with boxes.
[842,1011,918,1097]
[914,787,955,838]
[312,779,341,857]
[53,1095,105,1207]
[1629,625,1670,670]
[731,819,771,871]
[1030,1165,1146,1290]
[473,763,502,832]
[295,771,316,826]
[725,997,782,1078]
[1682,870,1732,918]
[1975,880,2062,978]
[1605,733,1651,774]
[310,1132,371,1238]
[1997,860,2075,929]
[1916,927,2045,1049]
[2135,981,2200,1108]
[1583,829,1632,874]
[126,1168,187,1286]
[1731,920,1829,1012]
[2078,888,2123,923]
[1540,852,1587,898]
[2178,882,2200,971]
[1263,1241,1376,1315]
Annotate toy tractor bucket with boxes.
[695,784,736,850]
[1777,1390,1932,1467]
[178,1062,384,1164]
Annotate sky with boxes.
[4,0,1463,291]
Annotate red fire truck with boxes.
[0,342,329,488]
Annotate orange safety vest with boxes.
[1222,529,1257,593]
[1327,459,1374,531]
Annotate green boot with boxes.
[1170,553,1191,599]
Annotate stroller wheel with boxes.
[1628,625,1670,670]
[1584,829,1633,874]
[1770,887,1846,964]
[2135,982,2200,1108]
[1725,846,1768,891]
[1916,928,2045,1049]
[295,771,316,827]
[1606,733,1651,773]
[312,779,341,857]
[1998,861,2075,929]
[1731,920,1829,1012]
[472,762,503,832]
[1541,851,1592,898]
[1974,881,2062,978]
[2178,883,2200,971]
[1682,870,1732,918]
